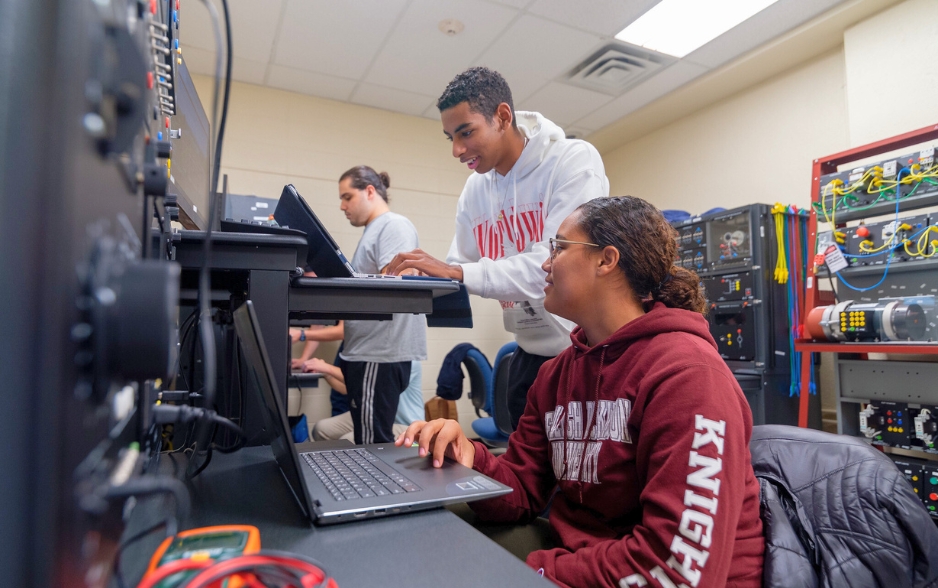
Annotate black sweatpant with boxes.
[341,360,411,444]
[507,347,554,432]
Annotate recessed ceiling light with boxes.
[614,0,779,58]
[438,18,465,36]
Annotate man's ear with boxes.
[495,103,513,132]
[364,184,377,201]
[596,245,620,276]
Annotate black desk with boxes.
[173,231,307,403]
[172,232,460,402]
[289,276,460,320]
[122,447,550,588]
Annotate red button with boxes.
[165,117,170,129]
[176,0,180,9]
[887,411,893,416]
[857,226,870,238]
[930,493,938,501]
[150,0,156,14]
[146,72,154,90]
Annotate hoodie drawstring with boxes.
[560,345,608,503]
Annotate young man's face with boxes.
[441,101,509,175]
[338,178,373,228]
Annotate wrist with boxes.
[450,264,464,282]
[298,329,306,342]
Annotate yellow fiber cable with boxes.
[772,203,788,284]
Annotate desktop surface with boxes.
[122,445,550,588]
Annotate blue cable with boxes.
[835,168,909,292]
[784,212,800,397]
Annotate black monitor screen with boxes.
[169,60,211,229]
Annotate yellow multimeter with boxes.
[143,525,261,588]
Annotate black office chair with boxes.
[752,425,938,587]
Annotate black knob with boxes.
[143,163,168,197]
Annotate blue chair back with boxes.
[464,348,493,417]
[469,342,518,446]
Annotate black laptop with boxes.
[232,301,510,525]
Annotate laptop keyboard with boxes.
[301,448,422,502]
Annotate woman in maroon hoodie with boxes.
[396,196,764,588]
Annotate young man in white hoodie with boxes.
[387,67,609,430]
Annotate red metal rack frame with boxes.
[794,123,938,427]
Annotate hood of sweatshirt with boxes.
[513,111,566,182]
[569,301,717,359]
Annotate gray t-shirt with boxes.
[340,212,428,363]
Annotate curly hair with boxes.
[437,67,516,128]
[575,196,707,314]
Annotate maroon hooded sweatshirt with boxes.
[470,302,764,588]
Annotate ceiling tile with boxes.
[422,103,441,120]
[180,46,268,85]
[351,83,436,117]
[517,82,612,127]
[179,46,215,78]
[266,65,358,101]
[365,0,518,96]
[488,0,533,8]
[273,0,409,79]
[526,0,661,37]
[178,0,284,63]
[572,60,708,130]
[473,14,603,103]
[685,0,842,68]
[563,125,595,139]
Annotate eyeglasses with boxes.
[548,237,600,260]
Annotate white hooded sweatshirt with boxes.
[445,111,610,356]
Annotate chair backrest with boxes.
[463,348,492,417]
[491,342,518,436]
[752,425,938,587]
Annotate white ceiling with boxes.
[179,0,848,139]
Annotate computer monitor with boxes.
[169,59,212,230]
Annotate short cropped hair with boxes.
[437,67,516,127]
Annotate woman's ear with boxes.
[596,245,620,276]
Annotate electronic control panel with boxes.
[818,147,938,216]
[840,213,933,266]
[892,457,938,518]
[674,208,757,275]
[859,401,912,448]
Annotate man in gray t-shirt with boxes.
[336,166,427,444]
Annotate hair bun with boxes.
[378,171,390,189]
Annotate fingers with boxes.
[386,250,429,276]
[394,420,428,446]
[392,419,468,468]
[430,421,466,468]
[386,250,421,276]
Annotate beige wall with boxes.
[844,0,938,146]
[191,76,513,434]
[601,48,850,212]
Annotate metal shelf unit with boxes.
[797,123,938,431]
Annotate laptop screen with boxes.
[272,184,355,277]
[232,301,314,519]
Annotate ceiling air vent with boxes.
[563,42,674,96]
